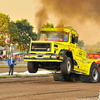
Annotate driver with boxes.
[64,34,69,42]
[49,34,53,38]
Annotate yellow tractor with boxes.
[24,28,100,83]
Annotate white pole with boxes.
[10,45,11,54]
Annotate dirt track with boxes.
[0,67,46,73]
[0,76,100,100]
[0,67,27,73]
[0,67,100,100]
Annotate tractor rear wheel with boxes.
[53,73,65,81]
[80,63,99,83]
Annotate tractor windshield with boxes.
[39,31,69,42]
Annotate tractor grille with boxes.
[31,43,51,52]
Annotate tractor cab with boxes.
[39,28,78,44]
[39,31,69,42]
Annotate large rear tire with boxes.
[53,73,78,82]
[27,62,38,73]
[60,57,72,74]
[80,63,99,83]
[53,73,65,81]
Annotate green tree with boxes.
[42,22,54,28]
[77,40,84,48]
[87,48,93,53]
[0,13,10,47]
[8,21,19,45]
[15,19,37,51]
[0,35,6,47]
[0,13,10,34]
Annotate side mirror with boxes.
[75,37,78,43]
[71,35,78,43]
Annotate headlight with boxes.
[51,55,57,59]
[47,48,50,51]
[24,55,30,58]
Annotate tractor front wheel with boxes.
[60,57,72,74]
[27,62,38,73]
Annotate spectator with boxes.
[18,55,21,61]
[3,55,6,61]
[7,54,16,75]
[15,55,18,61]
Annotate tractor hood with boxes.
[29,40,70,54]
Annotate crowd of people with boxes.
[0,53,24,61]
[8,54,23,61]
[0,55,6,61]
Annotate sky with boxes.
[0,0,56,30]
[0,0,100,45]
[0,0,42,29]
